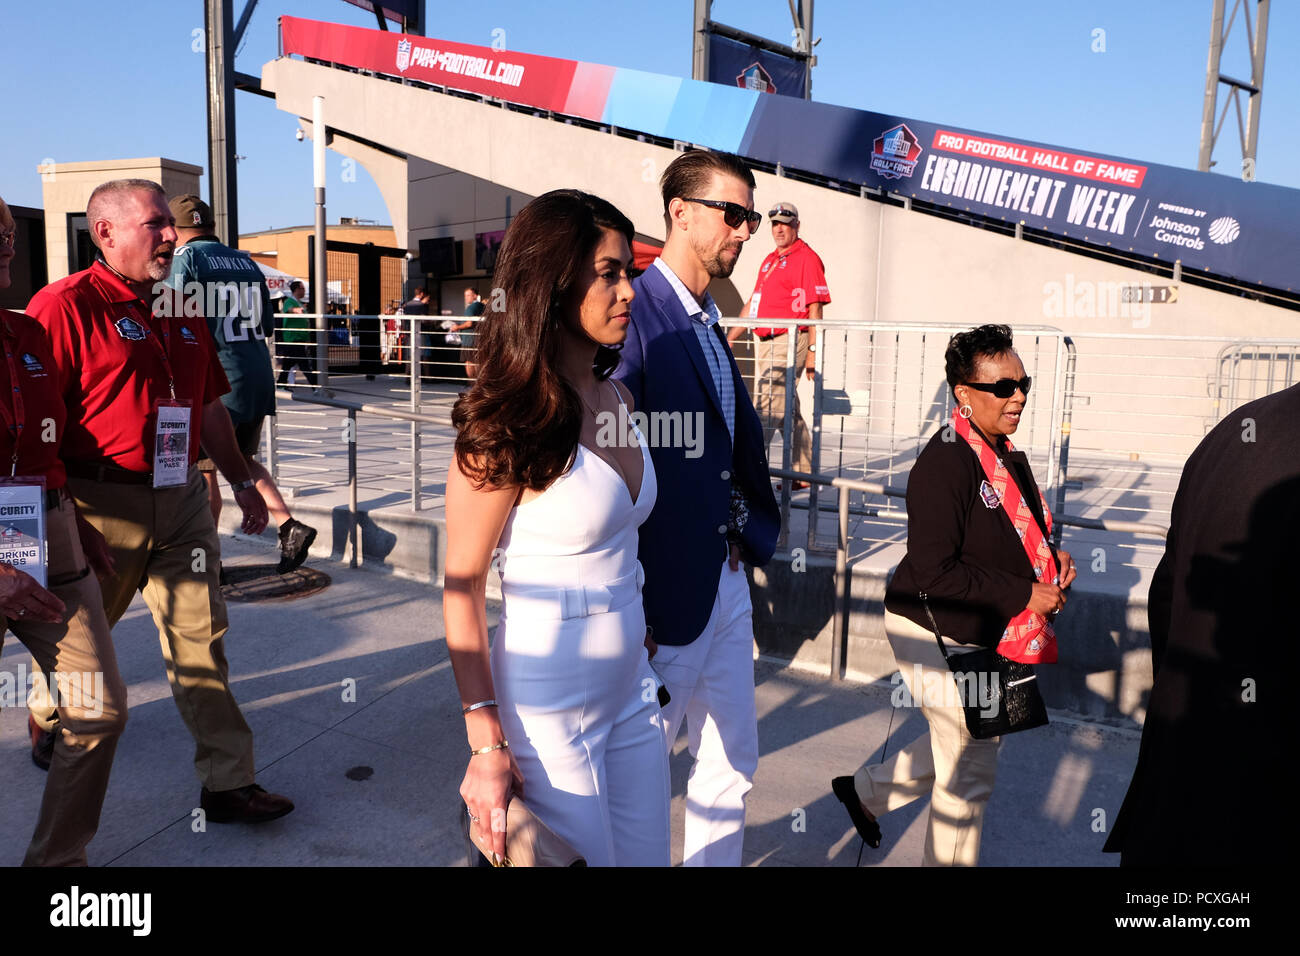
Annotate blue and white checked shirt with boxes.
[651,258,735,445]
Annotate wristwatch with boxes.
[230,478,256,493]
[808,344,817,353]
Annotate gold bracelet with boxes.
[469,740,509,756]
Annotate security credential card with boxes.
[0,482,47,588]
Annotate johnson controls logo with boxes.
[870,124,922,181]
[1208,216,1240,245]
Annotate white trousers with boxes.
[492,580,671,867]
[651,558,759,867]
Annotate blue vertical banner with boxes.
[707,34,805,99]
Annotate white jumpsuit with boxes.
[490,391,670,866]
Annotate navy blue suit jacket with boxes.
[616,264,780,646]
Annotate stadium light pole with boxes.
[205,0,238,244]
[313,95,330,392]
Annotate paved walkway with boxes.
[1,530,1139,866]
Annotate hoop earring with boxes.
[958,404,973,419]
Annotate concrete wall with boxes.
[38,158,202,282]
[405,156,535,311]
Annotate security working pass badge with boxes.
[0,477,48,588]
[153,400,192,488]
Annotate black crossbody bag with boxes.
[919,592,1049,739]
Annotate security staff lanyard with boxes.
[748,244,800,332]
[1,341,28,477]
[140,309,192,488]
[0,334,50,587]
[747,250,784,320]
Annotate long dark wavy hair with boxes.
[452,189,635,490]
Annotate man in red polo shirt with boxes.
[26,179,293,824]
[0,192,126,866]
[727,201,830,485]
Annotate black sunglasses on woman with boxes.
[964,376,1031,399]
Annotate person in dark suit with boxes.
[616,149,779,866]
[1104,384,1293,865]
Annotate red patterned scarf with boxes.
[952,411,1058,664]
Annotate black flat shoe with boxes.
[832,775,881,848]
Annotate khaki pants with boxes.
[752,330,813,474]
[853,610,1001,866]
[32,470,254,792]
[5,493,127,866]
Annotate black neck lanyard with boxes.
[755,243,796,300]
[143,313,178,401]
[99,257,177,400]
[0,332,28,477]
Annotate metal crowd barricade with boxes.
[266,311,472,511]
[722,319,1077,555]
[258,313,1300,584]
[277,389,449,567]
[772,466,1168,681]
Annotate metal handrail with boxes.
[271,387,455,567]
[276,387,451,427]
[771,466,1169,680]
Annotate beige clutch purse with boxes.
[468,796,587,867]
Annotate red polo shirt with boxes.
[748,238,831,337]
[0,309,67,489]
[26,260,230,474]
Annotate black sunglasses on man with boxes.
[682,198,762,231]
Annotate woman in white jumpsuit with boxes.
[443,190,670,866]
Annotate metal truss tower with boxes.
[1197,0,1269,182]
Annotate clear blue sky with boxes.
[6,0,1298,233]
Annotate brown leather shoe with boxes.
[200,784,295,824]
[28,715,55,772]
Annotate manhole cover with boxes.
[221,564,331,602]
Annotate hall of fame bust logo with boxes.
[115,316,148,341]
[870,124,922,181]
[736,62,776,93]
[979,479,1001,509]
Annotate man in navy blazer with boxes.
[617,150,779,866]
